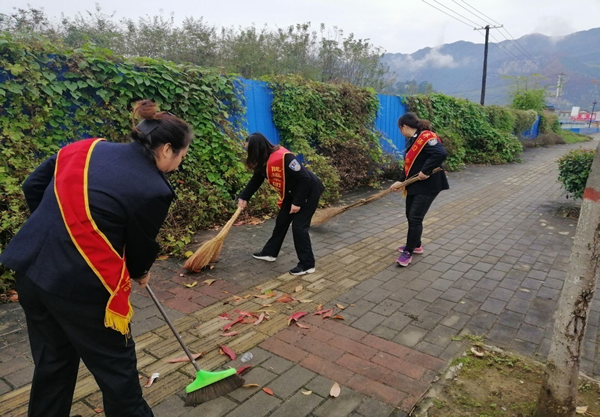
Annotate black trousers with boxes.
[262,188,322,269]
[16,274,153,417]
[405,192,439,253]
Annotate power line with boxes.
[456,0,502,26]
[499,27,538,64]
[432,0,482,27]
[488,33,522,62]
[421,0,475,28]
[457,0,538,66]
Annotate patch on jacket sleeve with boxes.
[289,159,301,171]
[428,138,439,146]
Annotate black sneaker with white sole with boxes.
[289,266,316,276]
[253,252,276,262]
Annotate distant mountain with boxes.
[382,28,600,109]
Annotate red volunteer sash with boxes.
[266,147,291,208]
[403,131,440,197]
[54,138,133,335]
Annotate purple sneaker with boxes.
[397,245,424,254]
[396,250,412,267]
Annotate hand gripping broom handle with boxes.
[146,285,201,372]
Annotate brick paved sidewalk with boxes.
[1,139,598,417]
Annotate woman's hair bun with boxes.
[132,100,159,121]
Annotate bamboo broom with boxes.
[311,168,442,226]
[183,207,243,272]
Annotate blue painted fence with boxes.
[240,79,407,155]
[565,127,600,135]
[521,116,540,139]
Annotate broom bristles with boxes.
[183,207,243,272]
[184,373,245,406]
[311,168,442,226]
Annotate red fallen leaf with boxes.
[220,345,236,360]
[233,221,244,226]
[223,316,244,331]
[237,365,253,375]
[94,408,104,413]
[220,331,239,337]
[277,295,294,303]
[254,313,265,325]
[9,293,18,302]
[314,309,333,318]
[296,322,310,329]
[263,387,274,396]
[165,352,205,363]
[288,311,307,325]
[242,317,256,324]
[218,312,232,320]
[332,315,344,320]
[235,310,257,317]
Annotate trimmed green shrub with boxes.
[557,149,595,199]
[268,75,382,196]
[404,94,523,169]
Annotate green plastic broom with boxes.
[146,285,244,406]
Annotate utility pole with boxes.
[589,100,597,128]
[556,73,566,98]
[475,25,503,106]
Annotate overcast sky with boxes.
[4,0,599,54]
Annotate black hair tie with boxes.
[136,119,160,136]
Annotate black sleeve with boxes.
[22,154,57,213]
[285,154,312,207]
[420,141,448,176]
[238,169,265,201]
[125,195,172,278]
[398,170,406,182]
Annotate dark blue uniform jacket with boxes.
[0,141,175,303]
[399,131,450,196]
[238,153,325,206]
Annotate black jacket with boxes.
[238,153,324,206]
[0,141,175,303]
[400,131,450,196]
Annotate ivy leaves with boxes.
[0,33,247,289]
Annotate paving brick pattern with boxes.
[260,314,444,409]
[1,139,599,416]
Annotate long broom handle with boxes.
[146,284,202,372]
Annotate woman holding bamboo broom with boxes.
[0,100,192,416]
[390,113,449,267]
[237,133,325,276]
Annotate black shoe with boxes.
[253,252,276,262]
[289,266,316,276]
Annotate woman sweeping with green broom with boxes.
[0,100,241,416]
[237,133,325,276]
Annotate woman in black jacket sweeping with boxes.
[237,133,325,276]
[391,112,449,267]
[0,100,192,417]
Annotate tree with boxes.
[535,144,600,416]
[3,6,393,90]
[510,89,547,112]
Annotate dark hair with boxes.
[245,132,280,169]
[131,100,193,155]
[398,112,433,131]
